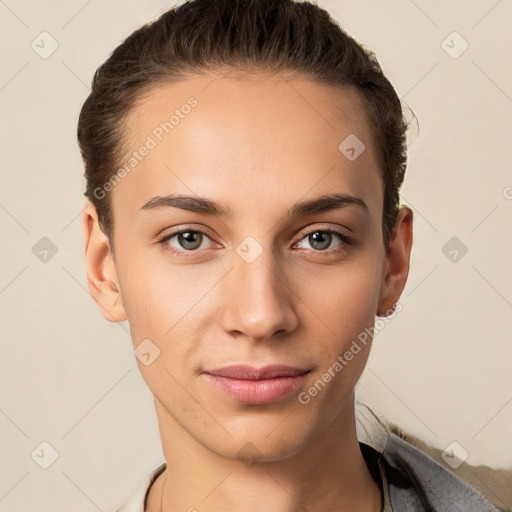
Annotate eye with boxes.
[295,228,353,252]
[158,228,216,255]
[156,226,354,258]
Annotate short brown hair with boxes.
[77,0,412,252]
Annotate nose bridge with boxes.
[220,236,297,341]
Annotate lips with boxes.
[205,364,311,380]
[203,364,311,404]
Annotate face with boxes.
[83,72,412,462]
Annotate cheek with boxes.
[299,267,381,408]
[116,245,198,332]
[299,256,382,340]
[296,258,383,401]
[116,250,219,373]
[117,259,204,395]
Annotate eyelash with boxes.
[156,226,354,259]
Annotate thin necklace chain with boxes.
[158,467,382,511]
[160,473,167,512]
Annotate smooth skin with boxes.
[83,72,413,512]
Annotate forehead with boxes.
[112,73,382,220]
[124,73,374,154]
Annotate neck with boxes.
[147,394,382,512]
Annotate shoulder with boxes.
[377,431,502,512]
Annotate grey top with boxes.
[363,430,501,511]
[115,431,500,512]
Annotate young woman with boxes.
[78,1,501,510]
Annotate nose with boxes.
[220,243,299,343]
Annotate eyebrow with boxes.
[139,192,369,218]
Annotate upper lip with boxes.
[205,364,311,380]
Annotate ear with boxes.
[82,200,127,323]
[377,205,413,316]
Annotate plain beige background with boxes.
[0,0,511,510]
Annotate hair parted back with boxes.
[77,0,412,253]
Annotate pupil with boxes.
[179,231,201,249]
[310,231,331,250]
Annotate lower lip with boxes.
[203,372,310,405]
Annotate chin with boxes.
[201,421,315,464]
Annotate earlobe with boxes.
[82,200,127,323]
[376,206,413,316]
